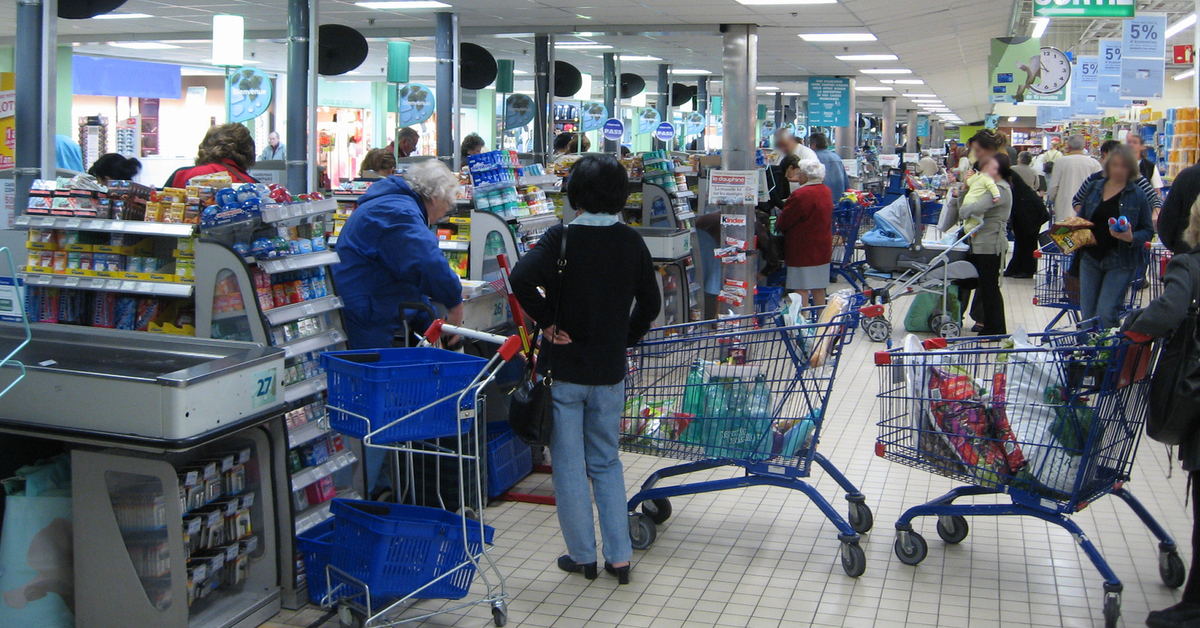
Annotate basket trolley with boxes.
[1032,243,1149,332]
[621,304,872,578]
[874,329,1180,628]
[831,204,870,290]
[318,322,524,628]
[1142,242,1173,303]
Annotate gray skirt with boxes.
[786,264,831,290]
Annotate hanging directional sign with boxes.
[1033,0,1135,19]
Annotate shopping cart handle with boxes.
[1124,330,1153,343]
[498,335,524,362]
[428,321,517,347]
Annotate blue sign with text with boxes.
[807,77,850,127]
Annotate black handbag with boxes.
[1148,254,1200,445]
[507,227,568,447]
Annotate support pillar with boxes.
[15,0,56,216]
[696,77,709,151]
[720,24,757,171]
[881,96,897,155]
[603,52,619,154]
[834,76,856,159]
[286,0,309,193]
[906,109,919,153]
[655,63,671,151]
[534,34,554,163]
[307,0,318,190]
[773,92,783,126]
[435,12,459,166]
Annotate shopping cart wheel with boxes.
[629,513,657,550]
[1104,592,1120,628]
[840,542,866,578]
[938,321,961,339]
[847,501,873,534]
[492,601,508,627]
[1161,550,1186,588]
[338,606,364,628]
[866,318,891,343]
[641,498,672,525]
[893,530,928,566]
[935,515,968,544]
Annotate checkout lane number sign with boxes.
[252,367,277,408]
[602,118,625,141]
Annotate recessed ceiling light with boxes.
[1007,116,1019,122]
[836,54,898,61]
[860,68,912,74]
[94,12,152,19]
[619,55,662,61]
[408,56,437,62]
[1031,17,1050,38]
[109,41,180,49]
[355,1,452,8]
[855,86,894,91]
[671,69,712,75]
[799,33,877,42]
[757,86,780,91]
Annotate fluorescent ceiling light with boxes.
[1174,69,1196,81]
[739,0,835,4]
[1008,116,1019,122]
[799,33,877,42]
[408,56,437,62]
[902,93,937,98]
[355,1,452,8]
[860,68,912,74]
[109,41,180,49]
[881,79,925,85]
[1167,13,1197,39]
[855,86,894,91]
[1031,17,1050,38]
[513,70,530,75]
[671,69,712,75]
[202,59,260,65]
[782,92,802,96]
[910,99,942,103]
[555,43,612,50]
[757,86,780,91]
[94,12,152,19]
[619,55,661,61]
[836,54,898,61]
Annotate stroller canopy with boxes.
[872,195,917,245]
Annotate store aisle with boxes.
[271,279,1189,628]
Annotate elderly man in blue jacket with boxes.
[808,132,848,203]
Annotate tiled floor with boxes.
[270,278,1192,628]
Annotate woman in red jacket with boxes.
[776,155,834,307]
[165,123,259,188]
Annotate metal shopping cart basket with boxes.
[831,204,870,290]
[1032,243,1149,332]
[621,299,872,577]
[318,322,523,628]
[874,328,1180,628]
[1143,242,1173,303]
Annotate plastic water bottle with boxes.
[747,375,772,417]
[1108,216,1130,233]
[703,380,728,419]
[681,360,708,416]
[727,380,749,419]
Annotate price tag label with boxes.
[65,218,82,229]
[119,280,136,291]
[40,217,55,227]
[135,282,153,293]
[104,279,121,290]
[15,215,29,226]
[88,220,106,230]
[64,276,80,287]
[110,221,126,231]
[285,258,298,269]
[303,304,315,315]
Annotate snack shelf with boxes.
[293,489,361,536]
[213,309,249,322]
[438,240,470,251]
[287,416,330,449]
[279,329,344,359]
[283,373,328,404]
[256,250,341,274]
[261,198,338,224]
[518,174,561,187]
[19,272,195,298]
[290,449,358,492]
[516,213,560,230]
[14,214,196,237]
[264,296,344,327]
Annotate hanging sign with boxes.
[807,77,850,127]
[990,38,1070,105]
[654,122,676,142]
[1033,0,1134,18]
[579,102,608,133]
[503,94,535,130]
[684,112,705,137]
[1176,45,1196,64]
[601,118,625,141]
[1077,56,1100,88]
[0,72,13,172]
[398,83,435,127]
[760,119,776,142]
[637,108,661,135]
[1096,40,1124,108]
[1120,14,1167,100]
[917,115,930,138]
[228,67,273,124]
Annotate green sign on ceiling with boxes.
[1033,0,1134,19]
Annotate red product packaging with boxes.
[330,435,344,452]
[215,294,231,314]
[283,282,302,304]
[256,288,274,311]
[305,476,336,505]
[228,292,245,311]
[272,284,288,308]
[38,288,60,324]
[135,298,160,331]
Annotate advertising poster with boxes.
[0,73,12,172]
[1096,40,1125,108]
[228,67,273,123]
[807,77,850,127]
[1120,14,1167,100]
[503,94,534,130]
[708,171,759,205]
[397,83,435,127]
[579,102,607,132]
[637,108,661,135]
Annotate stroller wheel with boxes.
[927,313,947,333]
[866,318,891,343]
[938,321,961,339]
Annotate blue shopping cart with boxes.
[621,300,871,577]
[875,328,1180,628]
[1032,243,1149,332]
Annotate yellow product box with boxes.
[148,273,175,283]
[93,270,116,279]
[26,241,56,251]
[64,243,93,253]
[149,321,196,336]
[448,216,471,225]
[173,249,195,259]
[64,268,93,278]
[95,244,132,255]
[24,265,52,274]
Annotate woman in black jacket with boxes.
[1126,200,1200,628]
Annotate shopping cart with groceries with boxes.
[313,322,524,628]
[620,292,871,578]
[831,203,870,290]
[874,326,1179,628]
[1032,242,1149,332]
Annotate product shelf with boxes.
[288,416,330,450]
[19,272,195,298]
[14,214,196,237]
[438,240,470,251]
[256,250,341,274]
[264,296,343,327]
[290,449,358,492]
[212,309,248,322]
[293,489,361,536]
[673,190,696,199]
[518,175,560,187]
[279,329,345,359]
[261,198,339,224]
[515,213,559,231]
[283,373,328,404]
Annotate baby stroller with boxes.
[858,194,979,344]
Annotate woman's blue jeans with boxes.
[550,380,632,565]
[1079,252,1135,328]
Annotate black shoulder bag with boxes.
[1148,254,1200,445]
[507,227,568,447]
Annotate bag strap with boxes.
[1187,253,1200,314]
[542,226,568,381]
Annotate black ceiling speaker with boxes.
[460,43,497,91]
[670,83,695,107]
[554,61,583,98]
[60,0,127,19]
[317,24,369,76]
[620,73,646,99]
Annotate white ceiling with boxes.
[0,0,1042,124]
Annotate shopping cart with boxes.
[1142,242,1173,303]
[318,322,523,628]
[1032,243,1149,332]
[831,204,869,290]
[875,328,1179,628]
[621,299,871,578]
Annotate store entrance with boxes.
[317,107,373,187]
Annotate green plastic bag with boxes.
[904,286,962,333]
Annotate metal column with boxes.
[286,0,309,193]
[1195,0,1199,107]
[696,77,709,151]
[15,0,57,216]
[834,76,856,159]
[603,52,620,154]
[906,109,919,153]
[307,0,318,191]
[773,92,783,126]
[720,24,757,171]
[435,12,459,166]
[655,63,671,151]
[881,96,897,155]
[533,34,555,163]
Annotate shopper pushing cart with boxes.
[621,292,872,577]
[875,326,1178,628]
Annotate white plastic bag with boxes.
[1003,327,1078,493]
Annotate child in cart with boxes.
[959,156,1002,235]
